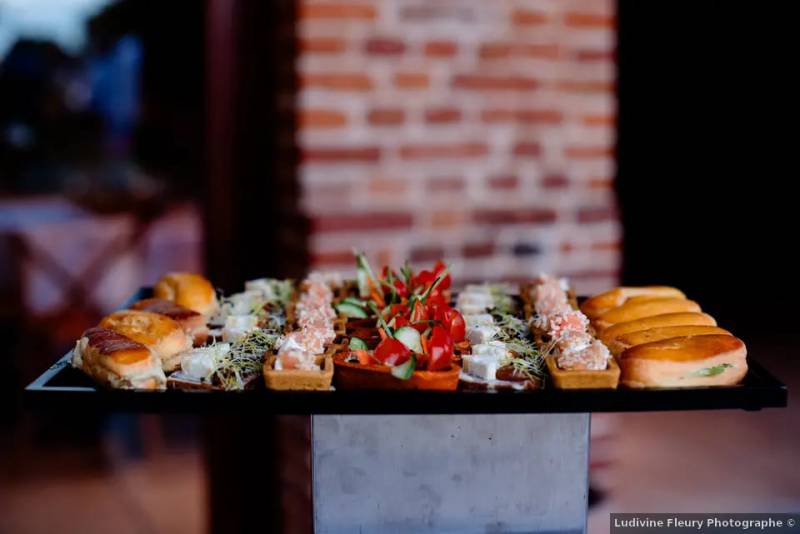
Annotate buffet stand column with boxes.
[312,413,590,533]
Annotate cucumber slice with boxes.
[391,354,416,380]
[349,337,368,350]
[394,326,422,353]
[357,268,370,298]
[342,297,367,308]
[336,302,368,318]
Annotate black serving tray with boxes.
[24,288,788,414]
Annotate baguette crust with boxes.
[610,325,730,356]
[599,312,717,346]
[580,286,686,319]
[153,272,219,317]
[619,334,747,388]
[131,298,209,345]
[72,327,166,390]
[594,298,701,332]
[99,310,192,372]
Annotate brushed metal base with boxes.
[312,414,590,534]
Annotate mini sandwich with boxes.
[99,310,192,372]
[609,325,730,357]
[619,334,747,388]
[593,298,702,333]
[580,286,686,319]
[72,327,166,390]
[130,298,209,345]
[599,312,717,347]
[153,272,219,317]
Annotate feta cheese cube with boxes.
[462,355,499,380]
[222,315,259,343]
[471,341,508,359]
[467,325,500,345]
[464,313,494,329]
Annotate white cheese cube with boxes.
[462,355,499,380]
[467,325,499,345]
[464,313,495,329]
[471,341,508,359]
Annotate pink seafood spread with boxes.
[530,275,610,371]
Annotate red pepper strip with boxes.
[353,349,371,366]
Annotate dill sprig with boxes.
[213,329,278,390]
[487,283,516,315]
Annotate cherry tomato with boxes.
[414,270,436,292]
[374,338,410,366]
[443,308,466,343]
[410,300,429,332]
[427,326,453,371]
[426,294,449,323]
[433,260,451,290]
[393,279,408,298]
[393,316,410,329]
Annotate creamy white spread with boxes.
[180,343,231,380]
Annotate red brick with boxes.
[425,108,462,124]
[312,212,413,232]
[473,208,557,225]
[301,146,381,163]
[311,250,359,266]
[425,40,458,57]
[479,43,560,60]
[512,143,542,157]
[577,206,618,223]
[394,72,430,89]
[367,108,404,126]
[565,145,613,159]
[512,9,549,25]
[481,109,562,124]
[300,3,377,20]
[368,178,408,194]
[299,109,347,129]
[453,75,539,91]
[463,242,494,258]
[588,177,614,189]
[582,114,615,127]
[400,143,488,159]
[564,12,616,28]
[427,176,465,192]
[488,175,519,189]
[430,211,464,228]
[591,241,622,251]
[557,79,614,93]
[410,246,445,263]
[575,48,615,62]
[301,73,373,91]
[560,242,576,254]
[365,37,406,55]
[298,37,346,54]
[542,174,569,189]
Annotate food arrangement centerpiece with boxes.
[68,258,748,392]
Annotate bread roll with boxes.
[153,272,218,317]
[99,310,192,372]
[609,325,730,356]
[580,286,686,319]
[130,298,209,346]
[593,298,702,332]
[619,334,747,388]
[599,312,717,346]
[72,327,166,390]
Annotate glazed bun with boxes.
[619,334,747,388]
[609,325,730,357]
[593,298,702,333]
[99,310,192,372]
[153,272,219,317]
[580,286,686,319]
[130,298,209,346]
[599,312,717,347]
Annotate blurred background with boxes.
[0,1,797,533]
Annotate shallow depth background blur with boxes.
[1,1,798,533]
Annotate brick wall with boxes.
[296,0,619,294]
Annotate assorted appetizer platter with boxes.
[24,251,787,413]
